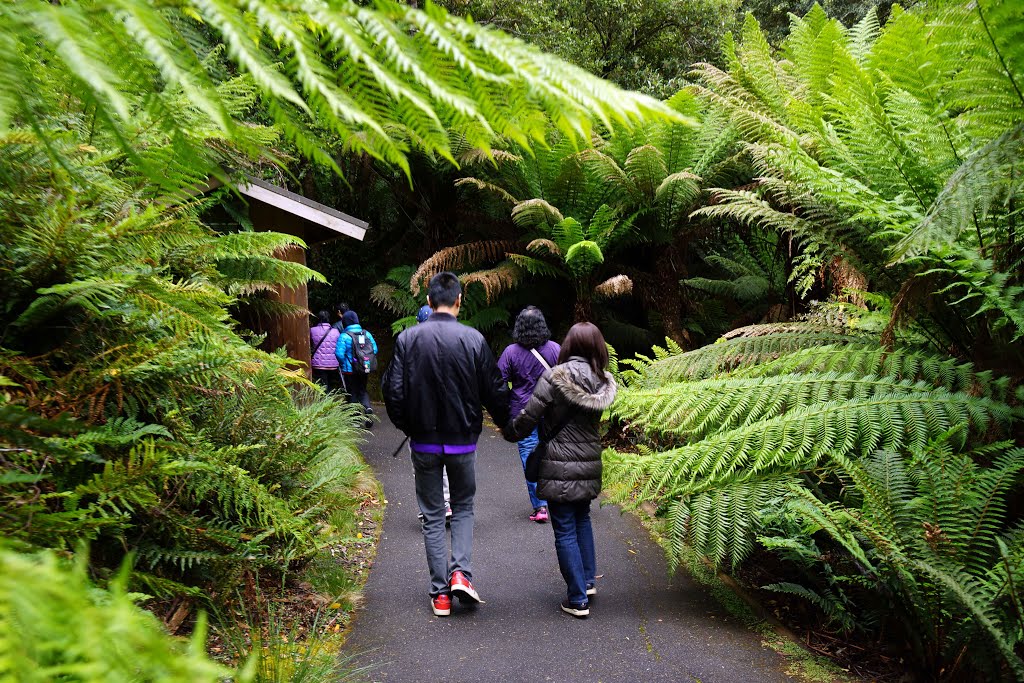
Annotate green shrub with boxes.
[0,548,236,682]
[0,134,366,602]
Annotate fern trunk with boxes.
[573,292,594,323]
[655,244,690,348]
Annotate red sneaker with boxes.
[431,593,451,616]
[449,570,481,604]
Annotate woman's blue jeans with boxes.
[548,500,596,605]
[516,429,547,511]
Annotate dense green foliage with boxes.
[399,93,777,350]
[0,119,368,597]
[606,2,1024,679]
[0,548,234,682]
[610,321,1024,679]
[1,0,672,183]
[3,0,1024,678]
[692,1,1024,366]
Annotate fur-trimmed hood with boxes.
[548,356,617,411]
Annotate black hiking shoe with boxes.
[560,599,589,618]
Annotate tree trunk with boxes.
[652,244,689,349]
[573,285,594,323]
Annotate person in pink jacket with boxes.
[310,310,342,392]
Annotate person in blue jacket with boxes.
[335,310,378,423]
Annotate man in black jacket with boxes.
[382,271,509,617]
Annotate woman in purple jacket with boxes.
[498,306,560,523]
[310,310,341,392]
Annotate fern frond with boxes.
[892,124,1024,261]
[525,238,562,257]
[725,344,1006,398]
[664,474,798,569]
[0,549,231,680]
[460,261,524,303]
[505,252,564,279]
[511,198,564,229]
[613,371,944,440]
[409,240,517,294]
[623,145,668,202]
[454,177,519,204]
[615,389,1010,505]
[763,582,856,630]
[911,559,1024,679]
[593,274,633,300]
[636,328,876,384]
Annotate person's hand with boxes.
[500,421,517,443]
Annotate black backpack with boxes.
[347,330,378,374]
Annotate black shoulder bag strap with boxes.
[311,326,331,357]
[346,330,360,362]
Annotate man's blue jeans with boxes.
[516,429,547,511]
[411,449,476,597]
[548,500,596,605]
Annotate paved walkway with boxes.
[345,409,794,683]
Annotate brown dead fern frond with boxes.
[460,261,524,303]
[410,240,519,295]
[593,274,633,300]
[722,322,852,339]
[526,238,561,257]
[454,178,519,205]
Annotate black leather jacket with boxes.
[382,312,509,446]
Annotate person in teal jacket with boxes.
[335,310,378,421]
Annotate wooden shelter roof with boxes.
[235,177,368,242]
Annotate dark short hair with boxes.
[427,272,462,308]
[317,310,331,324]
[512,306,550,349]
[335,302,349,314]
[558,322,609,380]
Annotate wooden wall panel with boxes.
[249,203,312,378]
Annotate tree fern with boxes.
[610,312,1024,679]
[693,3,1024,363]
[2,0,678,181]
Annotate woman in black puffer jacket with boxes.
[503,322,617,618]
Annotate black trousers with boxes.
[312,368,342,393]
[343,372,371,412]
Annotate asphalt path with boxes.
[344,407,794,683]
